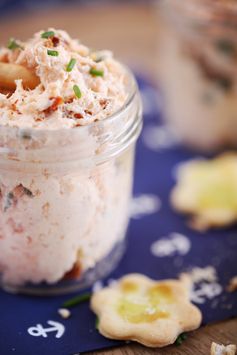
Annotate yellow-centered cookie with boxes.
[171,153,237,231]
[90,274,202,348]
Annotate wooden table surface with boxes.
[0,4,236,354]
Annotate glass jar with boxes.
[0,68,142,295]
[158,0,237,151]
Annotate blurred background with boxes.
[0,0,157,79]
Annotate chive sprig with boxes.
[47,49,59,56]
[41,31,55,39]
[66,58,77,72]
[89,68,104,77]
[7,38,23,50]
[73,84,82,99]
[62,292,91,308]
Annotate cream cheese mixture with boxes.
[0,29,140,289]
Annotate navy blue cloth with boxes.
[0,76,237,355]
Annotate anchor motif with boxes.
[28,320,65,338]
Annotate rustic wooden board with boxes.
[88,319,237,355]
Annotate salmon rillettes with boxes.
[0,29,142,293]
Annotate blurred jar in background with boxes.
[158,0,237,151]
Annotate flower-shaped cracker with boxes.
[91,274,202,348]
[171,153,237,231]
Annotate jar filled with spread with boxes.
[158,0,237,151]
[0,29,142,295]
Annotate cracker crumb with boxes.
[210,342,236,355]
[227,276,237,293]
[58,308,71,319]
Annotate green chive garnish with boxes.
[175,336,183,346]
[47,49,59,57]
[62,292,91,308]
[7,38,23,50]
[41,31,55,39]
[73,84,82,99]
[66,58,77,72]
[175,333,188,346]
[89,68,104,77]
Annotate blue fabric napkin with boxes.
[0,76,237,355]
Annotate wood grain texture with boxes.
[87,319,237,355]
[0,4,236,354]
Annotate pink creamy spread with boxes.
[0,30,134,288]
[0,29,127,129]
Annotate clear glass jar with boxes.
[0,68,142,295]
[158,0,237,151]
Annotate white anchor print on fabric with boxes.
[27,320,65,339]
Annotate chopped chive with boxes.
[66,58,77,72]
[175,333,188,346]
[89,68,104,77]
[7,38,23,50]
[175,336,183,346]
[62,292,91,308]
[73,84,82,99]
[41,31,55,39]
[47,49,59,57]
[181,333,188,341]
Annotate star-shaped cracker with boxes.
[91,274,202,347]
[171,153,237,231]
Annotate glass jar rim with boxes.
[0,65,142,168]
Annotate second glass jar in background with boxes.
[158,0,237,151]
